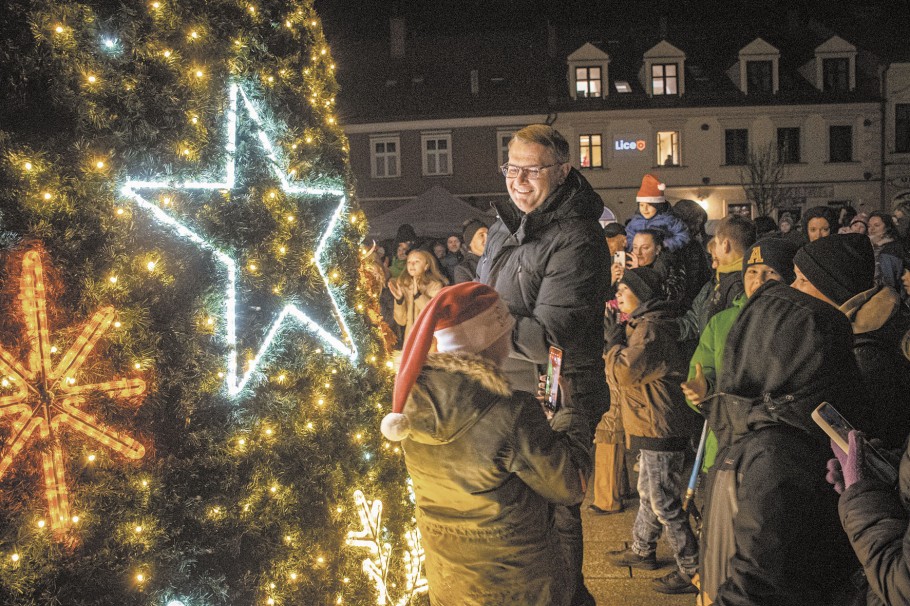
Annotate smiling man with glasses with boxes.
[478,124,610,606]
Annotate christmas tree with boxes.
[0,1,424,604]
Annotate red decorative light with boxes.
[0,250,146,535]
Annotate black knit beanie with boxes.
[620,267,664,303]
[462,219,487,246]
[743,237,799,284]
[793,233,874,305]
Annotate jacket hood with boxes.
[493,168,604,235]
[629,297,678,320]
[403,353,512,446]
[708,280,865,446]
[839,285,900,335]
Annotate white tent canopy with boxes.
[365,186,493,241]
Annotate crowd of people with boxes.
[371,123,910,606]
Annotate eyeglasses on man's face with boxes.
[500,163,561,180]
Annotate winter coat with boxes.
[604,299,701,451]
[400,353,587,606]
[678,238,712,308]
[840,285,910,449]
[838,443,910,606]
[453,251,480,284]
[677,278,715,343]
[698,280,866,606]
[392,278,444,343]
[701,259,744,329]
[685,295,745,471]
[477,167,610,432]
[625,209,691,252]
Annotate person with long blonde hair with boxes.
[389,249,448,344]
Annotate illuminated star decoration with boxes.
[121,82,358,398]
[346,490,428,606]
[0,250,146,535]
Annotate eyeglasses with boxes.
[500,163,561,179]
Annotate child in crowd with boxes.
[625,174,690,252]
[381,283,588,606]
[388,249,448,343]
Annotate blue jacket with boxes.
[626,211,690,252]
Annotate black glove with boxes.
[603,311,625,351]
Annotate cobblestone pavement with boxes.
[582,493,698,606]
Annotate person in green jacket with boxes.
[681,237,798,470]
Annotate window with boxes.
[497,130,516,167]
[575,66,602,98]
[746,60,773,94]
[579,134,603,168]
[651,64,678,95]
[656,130,680,166]
[422,134,452,176]
[897,104,910,153]
[615,80,632,93]
[823,58,849,92]
[777,127,801,163]
[725,129,749,165]
[370,136,400,178]
[829,125,853,162]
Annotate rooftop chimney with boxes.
[659,15,668,39]
[390,17,405,59]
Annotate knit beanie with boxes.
[619,267,664,304]
[743,237,798,284]
[395,223,418,244]
[462,219,487,246]
[381,282,515,441]
[801,206,838,232]
[636,174,666,205]
[793,233,875,305]
[779,213,794,228]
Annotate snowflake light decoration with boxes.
[0,250,146,534]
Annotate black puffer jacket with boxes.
[699,281,865,606]
[477,168,610,432]
[839,444,910,606]
[402,353,587,606]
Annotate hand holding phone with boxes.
[813,402,897,487]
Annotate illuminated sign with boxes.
[614,137,647,152]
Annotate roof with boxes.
[365,186,492,240]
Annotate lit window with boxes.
[651,64,678,95]
[422,134,452,176]
[657,130,680,166]
[579,134,603,168]
[829,125,853,162]
[575,66,602,98]
[370,136,400,178]
[615,80,631,93]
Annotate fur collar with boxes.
[424,352,512,397]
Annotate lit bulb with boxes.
[163,49,171,58]
[10,554,19,562]
[321,48,327,55]
[190,31,198,39]
[266,599,274,606]
[113,321,122,328]
[162,198,171,207]
[116,208,124,215]
[331,272,339,279]
[306,136,313,143]
[151,1,160,8]
[109,275,118,283]
[141,479,149,487]
[87,75,97,84]
[23,162,32,170]
[50,346,58,354]
[286,215,295,222]
[278,246,286,254]
[72,515,80,523]
[146,261,156,271]
[248,263,257,272]
[96,160,105,169]
[37,520,45,528]
[317,398,324,405]
[265,428,273,436]
[183,148,190,155]
[67,377,77,385]
[206,317,214,326]
[43,192,52,200]
[87,454,96,462]
[238,438,246,446]
[306,422,314,429]
[136,573,145,582]
[1,379,9,388]
[135,525,143,533]
[270,485,277,493]
[290,572,298,581]
[191,116,198,124]
[317,556,325,564]
[195,69,203,78]
[248,5,255,13]
[267,76,274,83]
[311,20,317,26]
[55,25,64,33]
[269,191,276,199]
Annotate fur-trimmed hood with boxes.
[402,352,512,446]
[839,284,899,335]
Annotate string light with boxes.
[121,81,358,398]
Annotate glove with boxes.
[826,430,866,494]
[603,312,625,350]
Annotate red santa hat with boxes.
[636,173,666,204]
[380,282,515,441]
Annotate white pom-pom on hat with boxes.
[381,412,411,441]
[658,183,666,191]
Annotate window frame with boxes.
[497,130,516,167]
[724,128,749,166]
[651,63,679,96]
[828,124,853,163]
[776,127,802,164]
[578,134,603,169]
[656,129,681,166]
[746,60,773,94]
[822,57,850,93]
[421,133,453,177]
[370,135,401,179]
[575,66,602,98]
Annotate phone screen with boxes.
[544,346,563,412]
[812,402,898,485]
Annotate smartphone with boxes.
[812,402,897,486]
[544,346,563,413]
[612,250,626,266]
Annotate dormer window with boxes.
[746,61,773,94]
[651,64,678,95]
[615,80,632,93]
[576,67,602,98]
[823,58,850,92]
